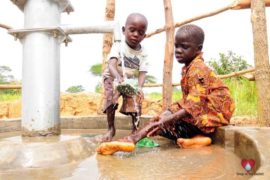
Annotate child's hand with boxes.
[149,114,172,133]
[149,110,171,123]
[137,88,144,103]
[116,75,124,84]
[146,113,173,137]
[147,126,160,137]
[150,115,160,123]
[146,120,163,137]
[146,116,161,137]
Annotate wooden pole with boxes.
[0,84,21,89]
[217,68,255,79]
[146,2,235,38]
[144,68,256,88]
[97,0,115,114]
[102,0,115,73]
[251,0,270,126]
[232,0,270,9]
[162,0,174,110]
[146,0,270,39]
[0,23,12,30]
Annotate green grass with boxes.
[0,90,21,101]
[145,78,257,116]
[146,89,182,102]
[1,79,257,116]
[225,78,257,116]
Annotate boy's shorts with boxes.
[102,77,141,115]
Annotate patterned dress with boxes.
[169,54,235,134]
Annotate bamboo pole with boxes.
[162,0,174,110]
[251,0,270,126]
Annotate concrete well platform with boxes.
[0,116,269,179]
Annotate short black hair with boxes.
[177,24,204,46]
[125,13,148,28]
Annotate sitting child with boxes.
[97,24,235,154]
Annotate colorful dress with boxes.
[169,54,235,134]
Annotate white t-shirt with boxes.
[103,41,149,80]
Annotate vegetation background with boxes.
[0,51,256,117]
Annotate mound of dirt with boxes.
[0,93,258,127]
[0,92,162,119]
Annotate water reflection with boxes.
[0,129,248,180]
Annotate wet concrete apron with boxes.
[0,117,269,179]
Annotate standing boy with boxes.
[102,13,149,142]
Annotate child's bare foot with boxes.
[176,135,212,149]
[131,128,138,135]
[101,129,115,142]
[96,141,135,155]
[118,135,135,143]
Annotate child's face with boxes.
[122,17,147,50]
[174,31,201,66]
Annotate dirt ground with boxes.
[0,92,162,118]
[0,92,259,126]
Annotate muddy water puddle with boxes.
[0,129,248,180]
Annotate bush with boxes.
[207,51,252,75]
[66,85,85,93]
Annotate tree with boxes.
[95,83,102,93]
[145,75,157,84]
[0,66,20,96]
[207,51,252,75]
[66,85,84,93]
[90,64,102,76]
[0,66,14,84]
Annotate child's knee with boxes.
[106,104,118,113]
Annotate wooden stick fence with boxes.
[0,68,255,89]
[0,84,21,89]
[144,68,255,88]
[146,1,237,38]
[0,23,12,30]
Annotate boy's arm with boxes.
[147,109,189,137]
[108,57,124,84]
[138,71,146,90]
[158,109,188,126]
[137,71,146,103]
